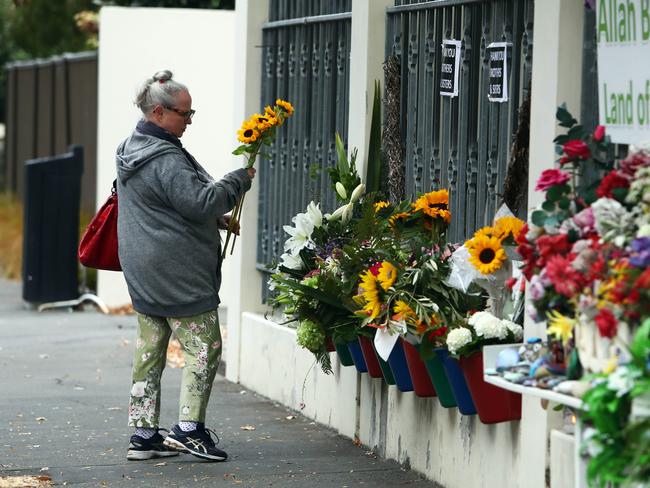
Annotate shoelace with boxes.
[198,426,220,447]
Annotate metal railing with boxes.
[257,0,352,284]
[386,0,534,242]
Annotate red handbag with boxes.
[78,181,121,271]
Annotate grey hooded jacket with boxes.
[116,130,251,317]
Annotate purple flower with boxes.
[630,237,650,267]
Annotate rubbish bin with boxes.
[22,145,83,304]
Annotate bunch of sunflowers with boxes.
[234,98,294,167]
[225,99,294,258]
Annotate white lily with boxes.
[306,201,322,228]
[342,202,354,223]
[283,213,315,255]
[279,252,304,270]
[350,183,366,203]
[326,204,347,221]
[335,182,347,200]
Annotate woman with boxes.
[117,70,254,462]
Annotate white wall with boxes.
[96,6,237,308]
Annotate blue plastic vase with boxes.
[347,340,368,373]
[387,339,414,392]
[435,348,476,415]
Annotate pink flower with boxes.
[545,255,583,298]
[593,125,605,142]
[535,169,571,191]
[572,207,595,234]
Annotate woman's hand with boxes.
[247,167,256,179]
[221,214,240,235]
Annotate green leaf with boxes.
[611,187,628,203]
[335,132,350,175]
[546,183,570,202]
[232,145,248,155]
[567,124,586,140]
[630,319,650,365]
[531,210,547,227]
[556,105,577,127]
[541,200,556,212]
[558,197,571,210]
[365,80,382,194]
[553,134,569,145]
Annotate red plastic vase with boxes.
[402,338,437,397]
[459,351,521,424]
[358,336,384,378]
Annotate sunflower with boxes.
[412,189,451,223]
[237,120,260,144]
[373,201,390,212]
[388,211,410,227]
[546,310,575,346]
[357,270,382,319]
[392,300,416,321]
[493,216,525,241]
[249,113,277,132]
[377,261,397,290]
[469,226,498,243]
[467,234,507,274]
[275,98,294,116]
[264,105,277,118]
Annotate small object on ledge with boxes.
[496,348,520,371]
[503,371,525,382]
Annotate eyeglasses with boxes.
[164,106,196,121]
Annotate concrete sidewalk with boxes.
[0,279,439,487]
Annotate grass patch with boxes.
[0,193,23,280]
[0,192,97,289]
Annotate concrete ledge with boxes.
[236,313,548,488]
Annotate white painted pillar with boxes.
[347,0,393,180]
[347,0,392,448]
[520,2,585,487]
[225,0,267,383]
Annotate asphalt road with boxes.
[0,279,439,487]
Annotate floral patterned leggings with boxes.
[128,309,222,428]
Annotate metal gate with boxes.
[386,0,534,242]
[257,0,352,277]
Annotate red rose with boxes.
[635,268,650,289]
[563,140,591,160]
[545,255,583,298]
[536,233,572,261]
[596,170,629,198]
[559,156,572,166]
[593,125,606,142]
[505,277,517,291]
[515,224,529,245]
[369,262,382,276]
[594,308,618,339]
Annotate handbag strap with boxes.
[112,179,117,195]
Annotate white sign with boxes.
[596,0,650,144]
[440,39,461,97]
[487,42,510,103]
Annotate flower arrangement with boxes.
[223,99,294,258]
[516,105,650,485]
[446,311,523,356]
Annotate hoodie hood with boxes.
[116,131,179,183]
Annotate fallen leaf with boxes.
[285,415,295,420]
[166,339,185,368]
[0,475,53,487]
[153,462,166,467]
[35,417,47,422]
[240,425,256,431]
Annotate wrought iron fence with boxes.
[386,0,534,242]
[257,0,352,282]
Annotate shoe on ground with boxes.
[163,423,228,461]
[127,430,180,461]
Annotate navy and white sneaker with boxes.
[127,429,180,460]
[163,423,228,461]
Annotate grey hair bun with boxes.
[152,70,173,83]
[135,69,188,116]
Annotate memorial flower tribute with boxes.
[514,106,650,485]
